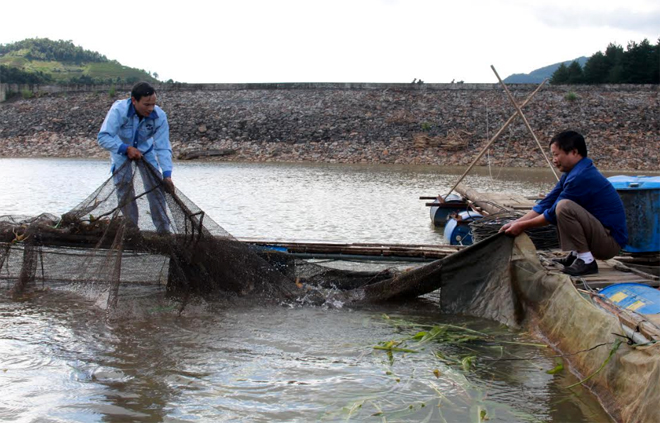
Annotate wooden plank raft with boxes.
[452,183,659,289]
[454,183,540,216]
[539,250,659,288]
[238,238,463,261]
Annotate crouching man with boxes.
[500,130,628,276]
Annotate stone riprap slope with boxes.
[0,84,658,170]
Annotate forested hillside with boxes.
[0,38,158,84]
[551,38,659,84]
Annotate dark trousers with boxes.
[113,163,171,234]
[555,199,621,260]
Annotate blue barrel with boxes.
[600,283,660,314]
[608,176,660,253]
[429,194,469,227]
[444,211,483,245]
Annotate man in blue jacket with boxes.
[500,130,627,276]
[98,82,173,233]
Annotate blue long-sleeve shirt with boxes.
[532,157,628,248]
[98,98,173,178]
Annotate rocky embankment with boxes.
[0,84,658,170]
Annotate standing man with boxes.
[98,82,173,233]
[500,130,627,276]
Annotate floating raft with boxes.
[539,251,660,288]
[452,183,660,289]
[454,183,540,215]
[239,238,463,261]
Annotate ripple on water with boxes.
[0,159,615,422]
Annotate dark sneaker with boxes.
[552,253,577,267]
[562,259,598,276]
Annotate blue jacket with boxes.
[98,98,173,178]
[532,158,628,247]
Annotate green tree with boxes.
[604,43,624,82]
[566,60,584,83]
[652,38,660,84]
[550,63,570,84]
[620,39,656,83]
[0,38,108,63]
[0,65,54,84]
[583,52,611,84]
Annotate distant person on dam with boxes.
[97,81,174,233]
[500,130,628,276]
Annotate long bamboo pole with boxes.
[443,79,547,198]
[491,65,559,181]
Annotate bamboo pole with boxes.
[444,79,547,199]
[491,65,559,181]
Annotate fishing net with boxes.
[470,212,560,250]
[509,235,660,423]
[0,159,522,313]
[0,160,305,307]
[3,166,659,422]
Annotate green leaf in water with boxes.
[374,340,418,353]
[435,350,459,364]
[461,355,476,372]
[147,305,178,314]
[567,340,622,389]
[413,331,428,340]
[546,358,564,375]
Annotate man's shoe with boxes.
[562,259,598,276]
[552,253,577,267]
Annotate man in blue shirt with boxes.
[500,130,627,276]
[98,82,173,233]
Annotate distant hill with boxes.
[0,38,158,84]
[504,57,589,83]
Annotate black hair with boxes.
[131,82,156,101]
[550,130,588,157]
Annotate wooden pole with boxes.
[491,65,559,181]
[444,79,547,198]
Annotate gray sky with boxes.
[1,0,657,83]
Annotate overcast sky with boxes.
[1,0,658,84]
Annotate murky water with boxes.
[0,158,614,422]
[0,158,559,244]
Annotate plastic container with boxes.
[608,176,660,253]
[599,283,660,314]
[444,211,483,245]
[428,194,469,227]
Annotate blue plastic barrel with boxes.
[429,194,469,227]
[444,211,483,245]
[600,283,660,314]
[608,176,660,253]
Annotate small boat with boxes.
[428,194,470,227]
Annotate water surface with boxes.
[0,158,558,244]
[0,158,613,422]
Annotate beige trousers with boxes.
[555,199,622,260]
